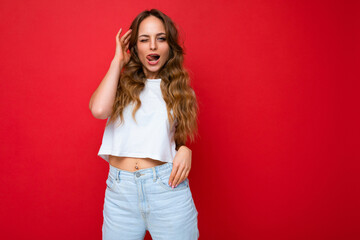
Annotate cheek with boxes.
[136,45,146,58]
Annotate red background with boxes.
[0,0,359,239]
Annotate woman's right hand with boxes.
[114,28,133,65]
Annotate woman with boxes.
[89,9,200,240]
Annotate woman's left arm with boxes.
[168,145,192,188]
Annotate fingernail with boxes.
[172,185,174,188]
[175,184,178,187]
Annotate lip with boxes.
[147,53,160,58]
[146,55,160,65]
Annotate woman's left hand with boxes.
[169,146,192,188]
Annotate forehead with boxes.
[138,16,165,36]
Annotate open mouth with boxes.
[146,53,160,64]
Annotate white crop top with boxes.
[97,78,178,163]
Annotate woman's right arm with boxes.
[89,27,132,119]
[89,58,124,119]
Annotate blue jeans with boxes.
[102,162,199,240]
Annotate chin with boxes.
[146,65,162,73]
[141,59,165,75]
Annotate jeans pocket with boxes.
[106,174,116,192]
[156,172,189,191]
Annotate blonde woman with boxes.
[89,9,199,240]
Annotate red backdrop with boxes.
[0,0,359,239]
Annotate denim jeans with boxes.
[102,162,199,240]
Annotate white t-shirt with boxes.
[97,78,178,163]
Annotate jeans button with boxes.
[136,172,141,177]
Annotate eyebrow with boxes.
[138,32,166,38]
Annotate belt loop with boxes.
[152,167,157,182]
[117,169,120,183]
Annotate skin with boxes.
[136,15,170,79]
[111,17,192,188]
[169,146,192,188]
[137,16,192,187]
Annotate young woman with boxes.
[89,9,200,240]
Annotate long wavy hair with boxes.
[106,9,199,150]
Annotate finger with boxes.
[116,28,122,40]
[117,28,122,35]
[122,40,131,51]
[168,164,179,186]
[123,31,132,44]
[172,165,184,188]
[123,34,131,45]
[125,43,129,52]
[121,29,132,42]
[125,28,133,35]
[175,170,187,188]
[120,37,130,49]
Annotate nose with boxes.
[150,38,157,50]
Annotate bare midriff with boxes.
[109,155,167,172]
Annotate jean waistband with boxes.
[108,162,173,182]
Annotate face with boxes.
[137,15,170,79]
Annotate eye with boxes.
[139,38,166,42]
